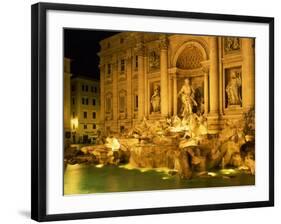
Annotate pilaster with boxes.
[160,34,169,117]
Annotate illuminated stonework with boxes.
[176,45,204,69]
[98,33,255,133]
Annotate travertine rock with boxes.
[129,144,192,179]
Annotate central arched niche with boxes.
[172,40,209,115]
[172,40,209,67]
[176,45,204,69]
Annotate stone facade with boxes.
[98,33,255,133]
[71,76,100,143]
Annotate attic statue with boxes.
[178,78,198,117]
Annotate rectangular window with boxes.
[120,59,125,72]
[85,85,88,92]
[94,87,97,93]
[72,98,75,105]
[86,98,88,105]
[82,98,84,105]
[92,99,96,106]
[84,112,87,119]
[84,124,87,129]
[93,124,96,129]
[92,112,96,119]
[72,112,75,118]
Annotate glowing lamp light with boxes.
[71,117,78,130]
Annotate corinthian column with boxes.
[136,41,145,120]
[209,37,219,115]
[242,38,255,110]
[160,35,169,117]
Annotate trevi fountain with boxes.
[64,78,255,195]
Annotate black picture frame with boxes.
[31,2,274,222]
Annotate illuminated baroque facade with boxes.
[98,33,255,133]
[71,76,100,143]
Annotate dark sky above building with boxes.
[64,29,119,79]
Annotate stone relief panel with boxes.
[176,45,203,70]
[224,37,241,53]
[225,67,242,108]
[150,82,161,114]
[148,49,160,72]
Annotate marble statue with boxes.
[151,85,161,112]
[178,78,198,117]
[226,71,242,106]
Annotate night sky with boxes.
[64,29,119,79]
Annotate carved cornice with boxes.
[168,67,177,74]
[202,67,209,74]
[176,67,204,77]
[221,55,243,64]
